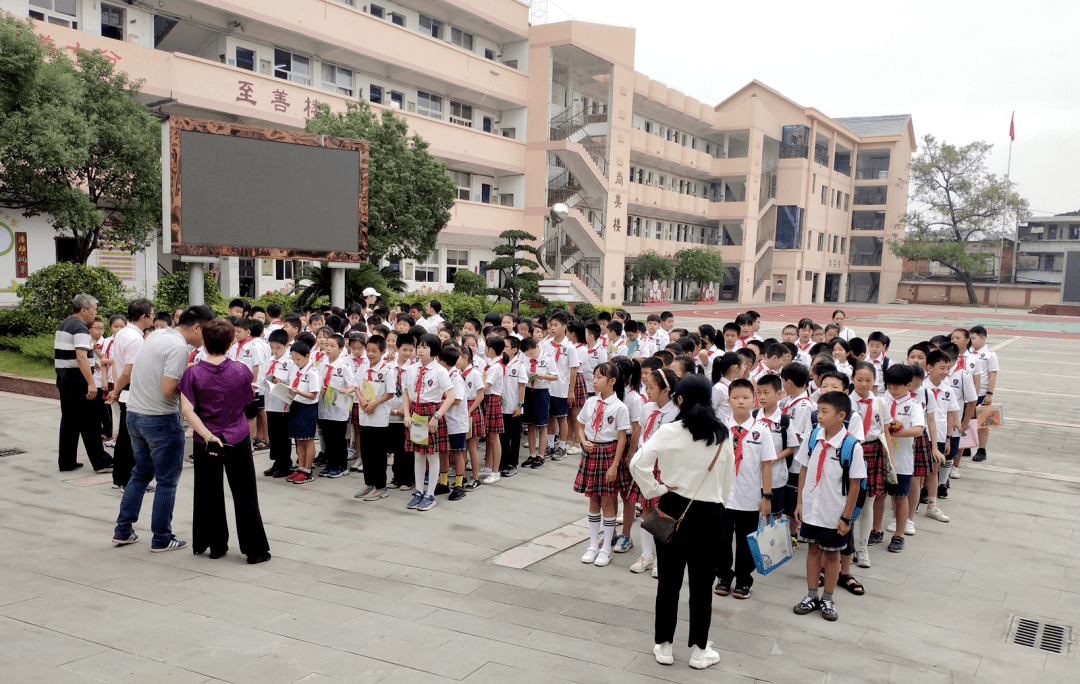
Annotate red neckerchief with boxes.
[954,356,965,372]
[549,339,562,362]
[813,431,850,489]
[783,392,810,415]
[590,396,607,440]
[856,394,874,435]
[890,394,911,419]
[235,336,252,359]
[529,358,538,373]
[731,424,747,477]
[188,348,199,364]
[590,340,604,356]
[643,408,662,441]
[738,335,751,346]
[292,364,308,389]
[367,361,383,381]
[797,341,812,351]
[323,363,334,388]
[104,339,114,358]
[414,364,427,399]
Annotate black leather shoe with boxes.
[247,554,271,564]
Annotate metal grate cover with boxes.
[0,448,26,458]
[1008,616,1071,655]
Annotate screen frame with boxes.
[168,116,368,262]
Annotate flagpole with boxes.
[996,112,1015,312]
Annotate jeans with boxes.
[114,411,186,548]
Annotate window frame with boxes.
[449,170,471,201]
[369,84,383,104]
[451,27,474,51]
[273,48,311,86]
[320,63,354,96]
[419,14,442,39]
[100,3,124,40]
[28,0,78,28]
[369,3,384,18]
[416,90,443,119]
[449,101,473,127]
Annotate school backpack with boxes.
[753,408,791,465]
[806,427,867,523]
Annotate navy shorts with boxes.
[255,395,265,409]
[549,395,569,418]
[522,388,550,427]
[243,400,259,420]
[447,432,466,452]
[288,401,319,440]
[779,473,800,516]
[797,523,853,554]
[940,435,960,463]
[976,395,986,406]
[888,473,912,497]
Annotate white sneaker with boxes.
[886,520,897,533]
[652,565,658,579]
[855,549,871,568]
[580,547,599,564]
[630,554,656,573]
[593,550,612,567]
[653,642,673,665]
[949,468,960,479]
[688,641,720,670]
[904,519,916,536]
[565,444,582,455]
[925,507,950,522]
[481,472,500,485]
[616,515,623,525]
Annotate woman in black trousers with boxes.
[628,374,735,671]
[179,319,270,564]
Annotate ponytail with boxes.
[672,374,727,446]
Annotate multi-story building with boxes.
[0,1,914,306]
[1016,213,1080,285]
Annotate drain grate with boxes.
[1008,616,1071,654]
[0,448,26,458]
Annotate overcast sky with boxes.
[543,0,1078,217]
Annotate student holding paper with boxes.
[402,334,455,511]
[317,334,357,479]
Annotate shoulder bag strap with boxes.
[675,441,725,525]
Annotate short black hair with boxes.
[229,297,250,312]
[268,329,289,346]
[429,299,442,314]
[969,325,988,337]
[154,312,173,326]
[766,343,785,358]
[266,303,282,318]
[817,391,850,420]
[884,364,914,387]
[926,349,950,367]
[728,378,755,395]
[722,322,741,335]
[607,320,623,336]
[781,363,810,388]
[867,331,890,346]
[291,340,312,357]
[366,334,386,352]
[735,348,755,366]
[438,344,458,366]
[757,374,782,392]
[396,333,416,348]
[520,337,538,352]
[177,305,214,327]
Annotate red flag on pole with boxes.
[1009,112,1015,141]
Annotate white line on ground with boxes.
[963,462,1080,484]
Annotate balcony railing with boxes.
[855,166,889,180]
[852,216,886,231]
[834,162,851,176]
[849,253,883,267]
[779,144,808,159]
[814,149,830,166]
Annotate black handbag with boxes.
[640,442,723,544]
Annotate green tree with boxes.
[304,100,455,263]
[153,267,224,314]
[629,251,675,302]
[16,262,128,321]
[674,247,724,295]
[889,134,1028,304]
[293,261,404,309]
[452,269,486,297]
[0,15,161,264]
[486,230,542,314]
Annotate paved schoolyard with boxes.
[0,305,1076,684]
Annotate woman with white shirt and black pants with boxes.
[630,374,735,671]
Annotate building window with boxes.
[28,0,78,28]
[101,3,124,40]
[856,149,891,180]
[369,4,384,18]
[417,91,443,119]
[844,193,850,211]
[275,259,295,281]
[419,14,442,39]
[484,48,495,60]
[274,48,311,85]
[389,91,404,109]
[840,237,846,254]
[449,170,471,201]
[853,185,888,206]
[483,117,493,133]
[1047,225,1058,240]
[449,101,473,127]
[389,12,405,26]
[499,193,514,207]
[501,128,516,139]
[451,27,474,51]
[321,64,354,96]
[832,235,839,253]
[446,249,469,282]
[369,84,382,104]
[415,250,440,283]
[821,185,828,205]
[817,233,825,251]
[235,47,255,71]
[1070,225,1080,240]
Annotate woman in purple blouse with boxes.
[180,319,270,564]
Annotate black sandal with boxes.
[838,573,865,596]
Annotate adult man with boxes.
[113,305,214,552]
[106,299,155,490]
[54,294,114,473]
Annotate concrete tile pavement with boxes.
[0,326,1076,683]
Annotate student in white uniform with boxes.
[881,365,926,552]
[354,334,396,501]
[316,334,357,478]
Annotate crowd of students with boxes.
[86,295,1000,626]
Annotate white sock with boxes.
[640,528,655,558]
[547,434,555,449]
[425,454,439,495]
[857,502,873,552]
[414,454,425,492]
[588,513,601,550]
[602,516,617,554]
[938,460,952,485]
[552,433,560,449]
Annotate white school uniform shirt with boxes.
[784,390,815,474]
[582,341,607,393]
[698,346,721,373]
[972,346,998,395]
[652,328,670,349]
[837,327,856,342]
[265,320,284,339]
[500,357,527,413]
[724,415,778,512]
[484,358,505,398]
[868,353,891,395]
[638,399,679,450]
[404,359,453,406]
[623,388,646,439]
[794,341,814,368]
[101,336,119,384]
[607,337,628,357]
[387,359,409,424]
[543,337,579,399]
[424,314,444,334]
[249,337,272,392]
[445,368,468,436]
[288,360,321,405]
[628,336,653,359]
[795,428,866,529]
[233,337,260,379]
[923,377,959,442]
[358,359,396,428]
[948,360,978,406]
[472,353,487,375]
[318,355,357,422]
[834,360,853,379]
[91,338,104,387]
[524,354,555,390]
[111,322,145,388]
[711,378,732,422]
[733,335,755,351]
[756,406,799,490]
[882,393,925,476]
[850,391,886,442]
[576,394,631,443]
[750,360,779,383]
[461,365,481,402]
[263,352,292,413]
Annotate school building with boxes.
[0,0,914,307]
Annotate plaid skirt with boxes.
[863,438,887,498]
[913,433,934,478]
[574,441,631,498]
[483,394,504,434]
[407,401,450,455]
[625,462,662,508]
[568,372,589,409]
[469,407,486,439]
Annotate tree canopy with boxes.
[293,261,405,309]
[305,100,455,264]
[486,230,542,314]
[674,247,724,287]
[629,251,675,301]
[889,134,1027,304]
[0,14,162,264]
